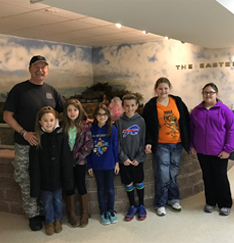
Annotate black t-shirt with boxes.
[4,80,65,145]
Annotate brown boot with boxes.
[80,194,90,228]
[54,220,63,233]
[66,195,80,227]
[45,223,54,236]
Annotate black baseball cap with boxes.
[29,55,48,66]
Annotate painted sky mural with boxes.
[92,40,234,110]
[1,34,234,111]
[0,35,93,102]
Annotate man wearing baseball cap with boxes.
[29,55,48,66]
[3,55,65,231]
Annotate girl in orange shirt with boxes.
[142,77,190,216]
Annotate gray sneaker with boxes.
[220,207,231,216]
[204,204,214,213]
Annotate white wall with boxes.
[92,39,234,110]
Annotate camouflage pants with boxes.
[13,143,41,218]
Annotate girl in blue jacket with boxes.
[88,104,119,225]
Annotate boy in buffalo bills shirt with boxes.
[114,94,146,221]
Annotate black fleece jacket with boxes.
[142,95,190,153]
[29,127,74,197]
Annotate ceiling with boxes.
[0,0,234,49]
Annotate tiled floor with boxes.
[1,167,234,243]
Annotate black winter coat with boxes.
[29,127,74,197]
[142,95,190,153]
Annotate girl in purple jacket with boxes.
[63,99,93,227]
[190,83,234,216]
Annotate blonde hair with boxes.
[35,106,57,146]
[63,99,87,136]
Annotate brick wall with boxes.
[0,149,208,215]
[87,150,204,214]
[0,150,24,214]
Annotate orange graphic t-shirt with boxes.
[157,97,181,143]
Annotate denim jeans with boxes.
[42,188,62,224]
[94,169,115,214]
[154,143,183,207]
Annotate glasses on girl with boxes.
[202,91,216,95]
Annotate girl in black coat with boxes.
[29,106,74,236]
[142,77,190,217]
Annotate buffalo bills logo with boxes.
[123,125,140,137]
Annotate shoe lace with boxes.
[139,206,146,214]
[104,213,109,219]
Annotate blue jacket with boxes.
[87,124,119,171]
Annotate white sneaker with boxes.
[156,207,166,216]
[171,202,182,211]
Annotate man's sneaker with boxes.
[137,205,147,220]
[220,207,231,216]
[156,206,166,216]
[39,215,45,222]
[204,204,214,213]
[29,216,42,231]
[125,205,138,221]
[170,202,182,211]
[101,213,111,225]
[108,211,118,224]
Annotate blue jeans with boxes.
[42,188,62,224]
[94,169,115,214]
[154,143,183,207]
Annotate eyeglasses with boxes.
[202,91,216,96]
[96,113,107,117]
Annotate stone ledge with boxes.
[0,149,210,215]
[0,149,15,160]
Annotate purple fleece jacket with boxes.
[190,100,234,156]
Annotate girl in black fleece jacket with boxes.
[29,106,74,236]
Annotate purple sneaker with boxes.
[125,205,137,221]
[138,205,147,220]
